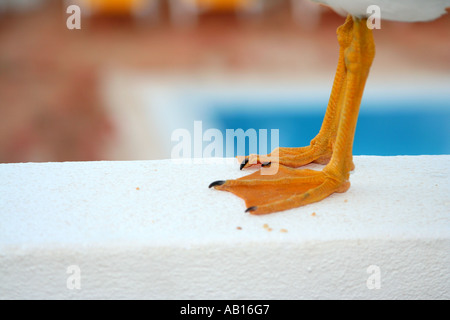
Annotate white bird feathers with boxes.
[312,0,450,22]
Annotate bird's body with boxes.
[313,0,450,22]
[210,0,450,215]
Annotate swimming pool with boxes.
[211,98,450,156]
[139,76,450,158]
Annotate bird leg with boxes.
[240,15,355,170]
[210,15,375,215]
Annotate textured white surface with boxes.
[0,156,449,299]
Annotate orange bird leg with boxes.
[241,15,354,170]
[210,16,375,215]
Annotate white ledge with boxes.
[1,156,449,299]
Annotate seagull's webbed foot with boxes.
[210,15,374,215]
[210,164,350,215]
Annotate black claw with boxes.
[240,158,249,170]
[245,206,258,213]
[261,162,271,167]
[209,180,226,188]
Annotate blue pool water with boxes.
[209,99,450,156]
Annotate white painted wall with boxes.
[0,156,449,299]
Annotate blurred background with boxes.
[0,0,449,163]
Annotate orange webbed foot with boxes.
[209,15,374,215]
[209,164,350,215]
